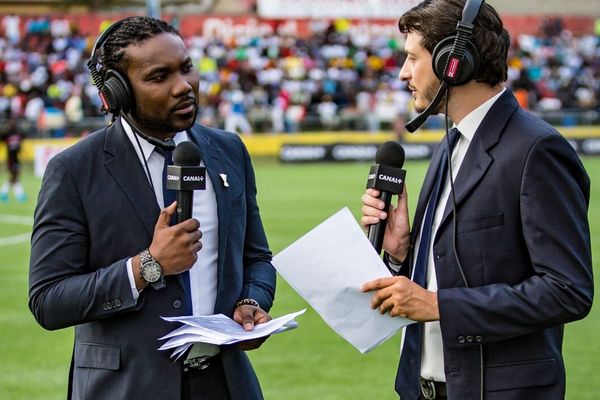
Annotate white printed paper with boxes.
[273,207,413,353]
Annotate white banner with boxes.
[257,0,422,20]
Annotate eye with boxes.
[149,74,166,82]
[182,62,194,74]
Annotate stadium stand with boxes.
[0,11,598,137]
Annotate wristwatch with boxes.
[139,249,166,290]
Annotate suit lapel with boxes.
[438,90,519,228]
[104,121,159,238]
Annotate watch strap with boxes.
[139,249,166,290]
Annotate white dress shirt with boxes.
[416,88,506,381]
[122,119,219,317]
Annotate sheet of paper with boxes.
[159,309,305,358]
[273,207,413,353]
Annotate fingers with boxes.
[360,277,398,292]
[155,201,178,229]
[150,216,202,275]
[361,190,388,228]
[362,190,386,212]
[233,306,271,332]
[238,305,258,331]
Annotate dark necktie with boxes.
[412,127,461,287]
[396,127,461,395]
[157,147,193,315]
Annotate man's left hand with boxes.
[361,276,440,322]
[233,305,272,351]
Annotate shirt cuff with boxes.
[126,258,140,302]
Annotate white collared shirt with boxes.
[416,87,506,381]
[122,119,219,317]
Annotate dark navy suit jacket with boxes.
[29,119,276,399]
[395,91,593,400]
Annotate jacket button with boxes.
[475,336,483,343]
[458,336,465,344]
[103,303,110,311]
[172,299,183,309]
[114,299,122,308]
[466,335,474,343]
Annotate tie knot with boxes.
[155,147,173,163]
[447,127,461,150]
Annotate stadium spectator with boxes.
[0,118,26,203]
[0,14,598,134]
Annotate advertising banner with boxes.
[257,0,422,20]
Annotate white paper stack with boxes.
[159,309,306,359]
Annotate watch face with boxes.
[141,262,162,283]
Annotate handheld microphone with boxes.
[366,141,406,254]
[166,142,206,223]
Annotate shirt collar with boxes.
[121,117,188,161]
[455,87,506,142]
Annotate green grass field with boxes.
[0,157,598,399]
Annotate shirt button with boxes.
[475,336,483,343]
[458,336,465,344]
[466,335,474,343]
[172,299,183,309]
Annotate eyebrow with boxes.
[144,57,193,77]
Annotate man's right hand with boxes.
[360,187,410,262]
[149,201,203,275]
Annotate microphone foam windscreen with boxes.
[173,141,202,166]
[375,141,405,168]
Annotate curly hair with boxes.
[398,0,510,85]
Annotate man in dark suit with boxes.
[28,17,276,400]
[360,1,593,399]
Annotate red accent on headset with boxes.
[446,57,460,79]
[99,91,110,113]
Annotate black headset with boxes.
[432,0,483,86]
[87,17,135,116]
[87,16,176,151]
[405,0,484,132]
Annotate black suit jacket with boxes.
[395,91,593,400]
[29,119,276,399]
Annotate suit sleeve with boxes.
[438,134,593,348]
[28,156,140,331]
[236,137,276,312]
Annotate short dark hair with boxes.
[99,16,180,77]
[398,0,510,85]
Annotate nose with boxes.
[172,72,194,97]
[399,59,410,82]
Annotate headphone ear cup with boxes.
[101,69,133,114]
[432,36,480,86]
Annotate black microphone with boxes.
[166,142,206,223]
[366,141,406,254]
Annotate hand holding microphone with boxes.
[361,141,410,259]
[149,141,205,275]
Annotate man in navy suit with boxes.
[360,1,593,399]
[29,17,275,400]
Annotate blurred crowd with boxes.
[1,14,599,138]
